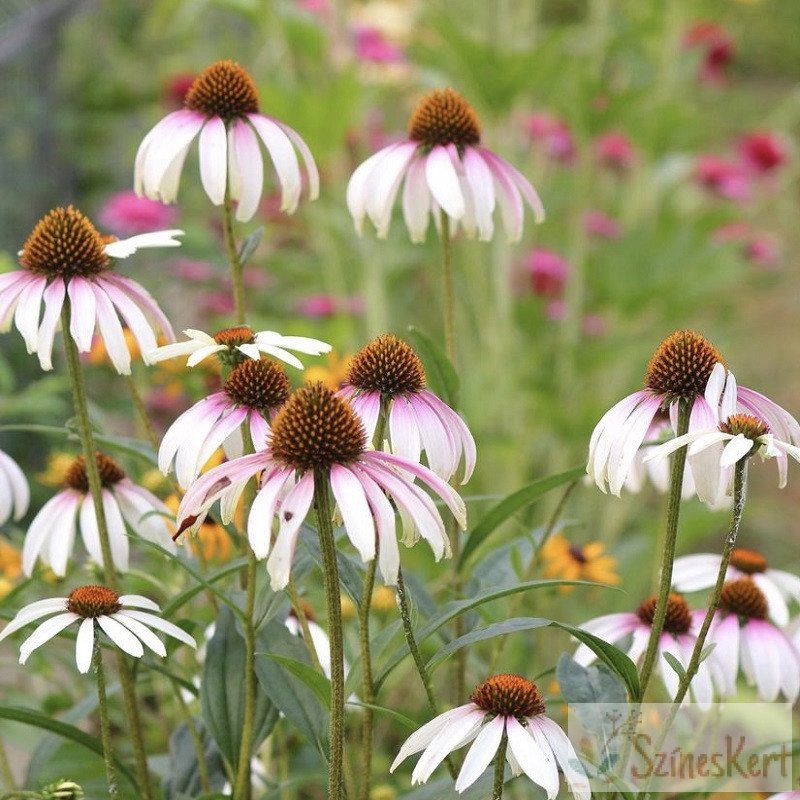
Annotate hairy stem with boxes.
[357,550,377,800]
[94,642,119,800]
[491,729,508,800]
[439,211,456,364]
[222,192,246,325]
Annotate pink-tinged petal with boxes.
[158,393,224,478]
[391,704,479,770]
[100,280,160,358]
[248,411,271,452]
[45,496,78,578]
[481,148,545,224]
[741,620,782,701]
[247,467,293,559]
[455,715,504,792]
[35,278,66,371]
[330,465,375,562]
[91,284,130,374]
[66,279,97,352]
[266,471,315,589]
[507,716,559,800]
[672,553,722,593]
[102,490,129,572]
[18,612,79,664]
[425,145,464,220]
[156,143,193,204]
[23,492,79,577]
[352,464,399,585]
[574,613,640,666]
[198,117,228,206]
[134,111,183,193]
[752,573,790,627]
[347,144,402,231]
[419,392,476,483]
[487,158,524,240]
[710,614,739,695]
[608,395,661,495]
[401,157,431,242]
[229,120,264,222]
[0,273,32,331]
[75,618,95,673]
[13,275,47,354]
[687,439,727,506]
[176,398,236,488]
[703,362,729,415]
[97,614,144,658]
[410,393,458,481]
[348,391,381,444]
[114,481,175,552]
[462,148,496,241]
[101,274,174,343]
[0,600,69,642]
[389,397,422,464]
[116,609,196,648]
[365,142,418,238]
[140,111,205,200]
[410,709,486,784]
[248,115,299,213]
[114,613,167,657]
[737,386,800,445]
[533,716,591,800]
[274,119,319,200]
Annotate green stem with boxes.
[60,301,153,800]
[314,470,346,800]
[222,192,246,325]
[0,792,40,799]
[170,678,211,794]
[287,577,325,675]
[637,399,692,698]
[94,641,119,800]
[357,549,377,800]
[491,729,508,800]
[395,567,457,779]
[439,212,456,364]
[124,373,160,453]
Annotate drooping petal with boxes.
[266,471,315,590]
[101,490,130,572]
[389,397,422,464]
[23,491,80,577]
[114,613,167,657]
[248,115,300,214]
[532,716,591,800]
[114,481,176,552]
[672,553,723,593]
[410,708,486,785]
[752,572,790,627]
[140,111,205,201]
[91,284,130,374]
[13,275,47,354]
[462,148,496,241]
[425,145,465,220]
[365,142,418,238]
[401,156,431,242]
[247,467,294,559]
[330,464,376,562]
[35,278,66,371]
[347,144,403,233]
[198,117,228,206]
[0,450,29,523]
[507,716,559,800]
[101,274,175,345]
[230,119,264,222]
[66,278,97,352]
[116,609,197,649]
[391,704,478,770]
[275,118,320,200]
[351,464,399,584]
[740,619,782,701]
[0,599,69,641]
[97,614,144,658]
[454,715,504,792]
[481,148,545,224]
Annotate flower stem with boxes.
[287,577,325,674]
[170,678,211,794]
[124,373,160,454]
[439,211,456,364]
[222,191,246,325]
[357,549,377,800]
[637,398,692,699]
[314,470,346,800]
[60,301,153,800]
[491,729,508,800]
[395,567,457,779]
[94,640,119,800]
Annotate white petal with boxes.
[248,115,299,213]
[116,609,196,649]
[198,117,228,206]
[425,146,464,219]
[67,279,97,352]
[266,471,315,590]
[75,618,95,673]
[247,467,293,559]
[391,705,478,770]
[19,613,78,664]
[330,465,375,562]
[119,595,161,611]
[114,613,167,657]
[508,716,559,800]
[103,230,184,258]
[411,709,486,784]
[97,615,144,658]
[455,715,504,792]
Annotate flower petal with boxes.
[454,715,504,792]
[330,464,376,562]
[248,115,299,214]
[425,145,464,219]
[198,117,228,206]
[19,613,78,664]
[230,119,264,222]
[266,471,315,590]
[75,617,95,673]
[97,614,144,658]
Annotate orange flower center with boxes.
[223,359,291,414]
[636,592,692,635]
[66,585,121,617]
[346,334,426,396]
[729,547,767,574]
[470,674,546,718]
[720,578,768,620]
[184,60,260,120]
[407,89,481,148]
[64,453,125,493]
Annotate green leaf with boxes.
[661,651,686,680]
[458,466,586,569]
[161,557,249,618]
[200,608,279,773]
[162,718,228,800]
[425,617,551,672]
[258,654,331,709]
[556,654,627,705]
[0,705,137,789]
[346,701,417,730]
[238,227,264,267]
[698,642,717,663]
[406,325,460,408]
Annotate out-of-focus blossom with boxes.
[173,259,217,282]
[546,300,566,322]
[0,538,22,599]
[524,112,576,164]
[684,22,735,85]
[541,534,620,592]
[582,313,606,338]
[526,249,570,298]
[593,131,635,171]
[97,191,180,237]
[583,210,621,239]
[354,25,405,64]
[164,74,196,109]
[713,223,782,270]
[296,294,365,319]
[0,448,29,525]
[304,350,354,391]
[693,155,750,202]
[736,131,787,175]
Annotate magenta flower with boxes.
[353,25,406,64]
[1,206,180,374]
[525,111,576,164]
[97,190,179,236]
[737,131,787,175]
[159,358,290,488]
[684,21,735,85]
[583,210,621,239]
[347,88,544,242]
[135,60,318,223]
[338,335,475,483]
[708,578,800,702]
[175,383,466,588]
[593,131,635,172]
[694,155,750,202]
[526,249,570,298]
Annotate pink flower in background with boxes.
[736,131,787,175]
[582,314,606,338]
[526,249,570,298]
[525,112,576,164]
[295,294,363,318]
[583,210,621,239]
[353,25,405,64]
[684,21,735,85]
[593,131,635,171]
[546,300,566,322]
[173,259,217,282]
[164,74,195,109]
[712,223,782,270]
[694,155,750,202]
[98,191,179,236]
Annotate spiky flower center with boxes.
[268,383,367,471]
[470,674,546,719]
[408,89,481,149]
[64,453,125,493]
[636,593,692,634]
[212,326,257,367]
[720,578,767,620]
[19,206,110,279]
[719,414,769,441]
[66,585,121,618]
[223,359,291,412]
[568,544,588,564]
[346,334,426,396]
[729,547,767,575]
[184,60,259,120]
[644,330,725,404]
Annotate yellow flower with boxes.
[36,452,76,487]
[0,538,22,598]
[88,328,141,365]
[540,534,620,592]
[304,351,353,392]
[371,585,396,613]
[164,495,232,562]
[340,594,357,620]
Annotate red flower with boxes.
[684,22,735,84]
[737,131,787,175]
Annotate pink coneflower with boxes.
[0,585,195,673]
[391,674,590,797]
[338,335,475,483]
[712,223,782,270]
[673,548,800,627]
[708,578,800,702]
[684,21,735,85]
[575,593,717,706]
[737,131,787,175]
[97,190,179,236]
[1,206,180,374]
[135,60,319,223]
[175,383,466,588]
[525,111,576,164]
[526,249,570,298]
[694,155,750,202]
[593,131,635,172]
[353,25,405,64]
[164,73,196,109]
[0,448,29,526]
[159,358,291,488]
[347,88,544,243]
[583,210,621,239]
[22,452,176,577]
